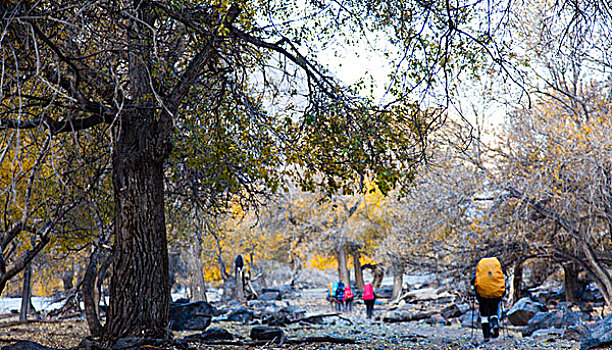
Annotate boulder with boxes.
[250,326,283,342]
[507,297,547,326]
[169,301,217,331]
[1,341,56,350]
[523,302,587,339]
[581,314,612,350]
[226,307,254,323]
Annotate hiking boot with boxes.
[490,316,499,338]
[481,322,491,341]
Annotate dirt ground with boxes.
[0,296,583,350]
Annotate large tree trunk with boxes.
[335,243,350,285]
[563,261,578,304]
[102,115,170,342]
[19,262,32,321]
[352,251,364,291]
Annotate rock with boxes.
[376,286,394,299]
[168,301,217,331]
[1,341,56,350]
[531,327,565,338]
[441,303,468,319]
[459,310,479,328]
[247,300,278,308]
[263,306,306,326]
[259,292,282,301]
[405,287,452,302]
[426,313,449,326]
[250,326,283,342]
[183,327,235,341]
[112,338,165,349]
[507,297,547,326]
[523,302,587,339]
[226,307,254,323]
[581,313,612,350]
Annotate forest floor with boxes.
[0,295,583,350]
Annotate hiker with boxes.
[334,281,345,311]
[343,284,355,312]
[362,282,376,319]
[234,254,244,279]
[327,282,336,310]
[471,256,506,342]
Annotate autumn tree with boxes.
[1,0,458,343]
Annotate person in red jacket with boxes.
[343,284,355,312]
[362,283,376,319]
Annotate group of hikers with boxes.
[326,281,377,318]
[325,256,506,342]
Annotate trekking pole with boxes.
[470,294,475,339]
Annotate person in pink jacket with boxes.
[343,284,355,312]
[362,283,376,319]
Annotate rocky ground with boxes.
[0,292,584,350]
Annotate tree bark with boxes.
[352,251,364,291]
[372,265,384,289]
[83,246,111,337]
[335,243,350,285]
[391,263,404,301]
[187,237,207,302]
[511,261,523,305]
[102,112,170,342]
[563,261,578,304]
[19,262,32,321]
[62,267,74,292]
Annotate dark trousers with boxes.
[364,299,375,318]
[476,295,501,318]
[476,294,501,339]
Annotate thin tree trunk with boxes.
[511,261,523,305]
[19,262,32,321]
[83,246,109,337]
[102,114,170,341]
[236,268,245,301]
[563,262,578,304]
[581,243,612,307]
[187,238,207,302]
[62,267,74,292]
[372,265,384,289]
[352,251,364,291]
[391,263,404,301]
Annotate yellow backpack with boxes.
[475,257,505,298]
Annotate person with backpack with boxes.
[343,284,355,312]
[327,282,335,310]
[471,256,506,342]
[362,282,376,319]
[334,281,345,311]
